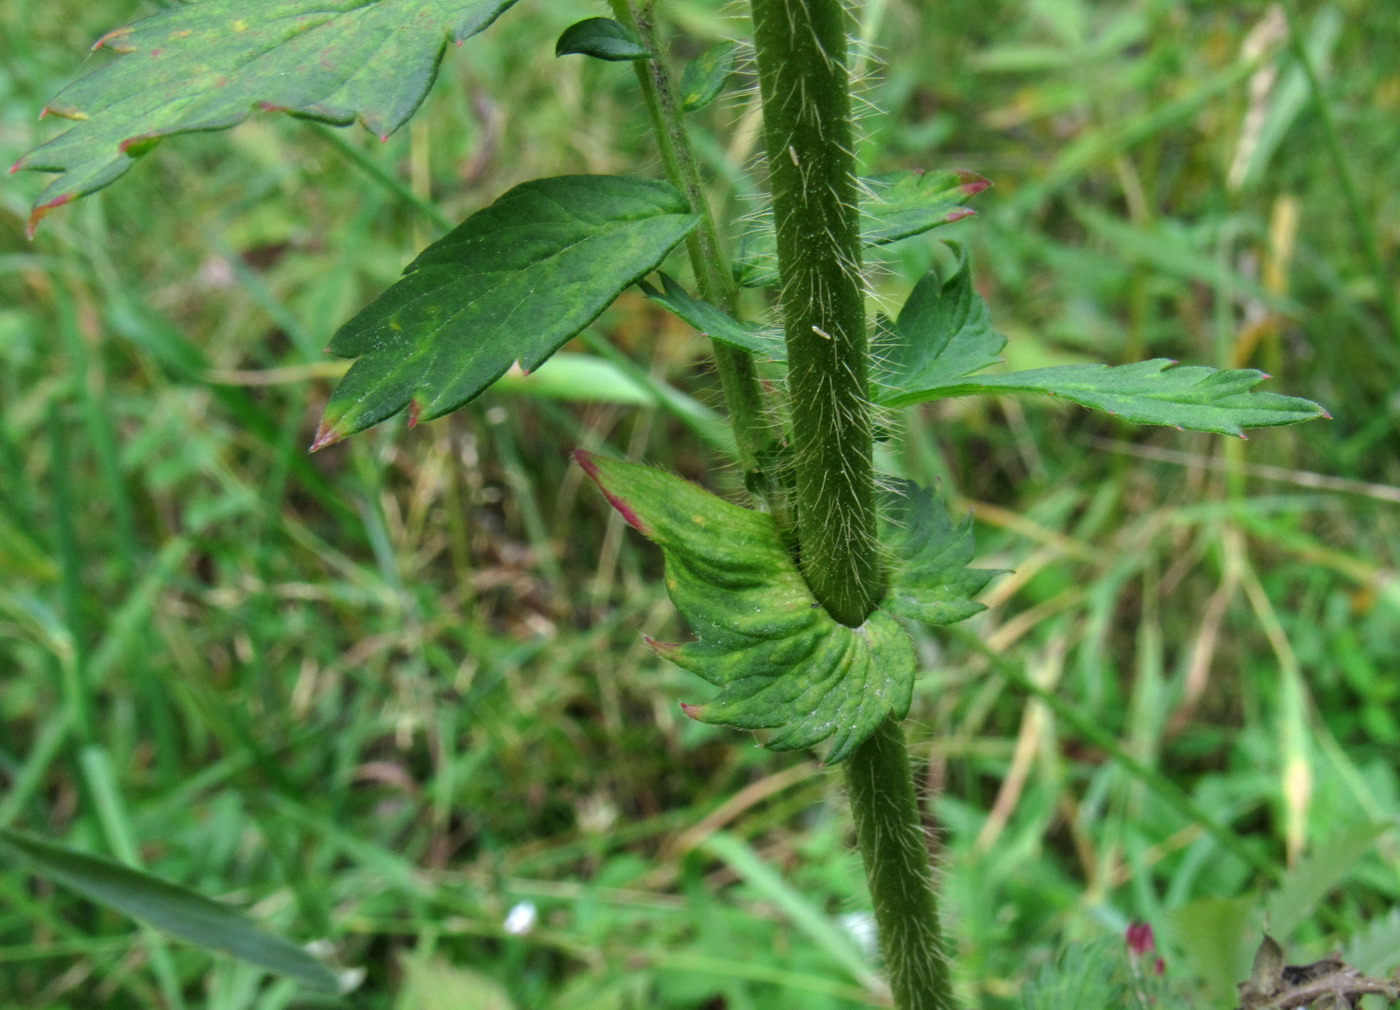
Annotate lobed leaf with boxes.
[874,244,1005,396]
[316,175,697,446]
[875,249,1329,435]
[554,17,651,62]
[575,454,991,763]
[882,358,1329,435]
[734,169,989,287]
[0,828,341,993]
[881,481,998,627]
[639,273,786,360]
[13,0,519,234]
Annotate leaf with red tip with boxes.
[733,169,989,288]
[321,175,697,438]
[576,454,992,764]
[14,0,520,228]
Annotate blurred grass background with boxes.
[2,0,1399,1007]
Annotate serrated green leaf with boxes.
[880,358,1329,435]
[680,42,738,112]
[0,828,341,993]
[639,273,786,360]
[734,169,989,287]
[874,245,1006,397]
[13,0,519,234]
[555,17,651,62]
[316,175,697,445]
[575,454,989,763]
[1265,822,1388,940]
[882,481,997,626]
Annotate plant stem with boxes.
[750,2,954,1008]
[608,0,791,527]
[846,720,955,1010]
[751,0,880,627]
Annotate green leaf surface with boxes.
[13,0,519,234]
[882,481,998,626]
[734,169,989,288]
[317,175,697,445]
[680,42,738,112]
[575,454,989,763]
[639,273,786,360]
[880,358,1329,435]
[554,17,651,62]
[1265,822,1388,940]
[0,827,341,993]
[874,246,1006,397]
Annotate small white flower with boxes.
[503,900,538,936]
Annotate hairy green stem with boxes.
[846,720,955,1010]
[751,0,880,627]
[608,0,791,527]
[751,2,955,1008]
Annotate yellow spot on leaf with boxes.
[233,19,248,32]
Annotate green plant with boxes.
[8,1,1329,1007]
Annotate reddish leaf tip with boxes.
[92,27,136,53]
[944,208,976,224]
[26,195,72,238]
[407,399,423,429]
[679,702,704,719]
[1260,372,1273,380]
[573,452,648,533]
[8,158,24,176]
[309,421,346,453]
[118,133,157,154]
[1320,408,1333,420]
[572,449,600,477]
[955,171,992,196]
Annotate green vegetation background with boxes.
[2,0,1398,1007]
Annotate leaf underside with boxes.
[734,169,989,288]
[875,250,1329,435]
[576,453,992,764]
[680,42,738,113]
[639,273,786,360]
[14,0,519,233]
[318,175,697,445]
[0,828,340,993]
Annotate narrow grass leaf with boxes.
[575,454,987,763]
[699,832,880,990]
[734,169,989,287]
[0,828,341,993]
[13,0,520,233]
[554,18,651,62]
[639,273,786,360]
[319,176,697,444]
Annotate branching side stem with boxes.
[608,0,791,528]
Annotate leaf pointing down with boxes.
[317,175,697,446]
[13,0,520,233]
[576,454,992,763]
